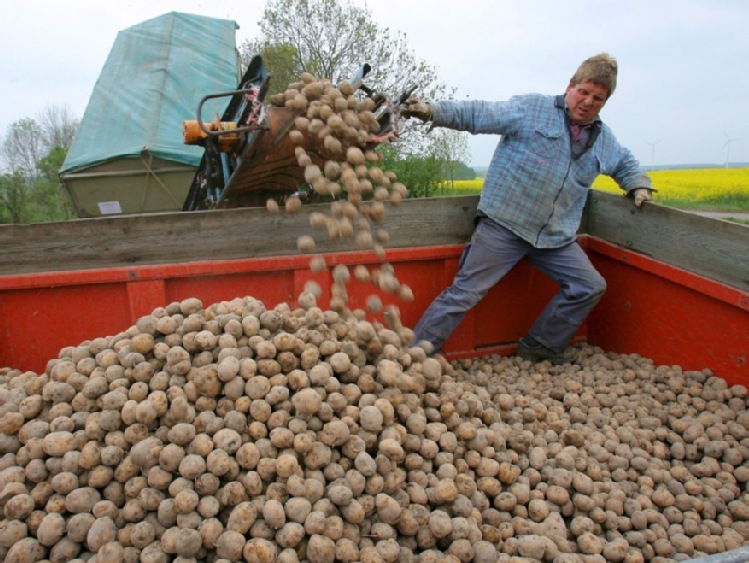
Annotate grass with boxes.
[439,167,749,213]
[725,217,749,226]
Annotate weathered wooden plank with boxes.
[5,190,748,292]
[585,190,749,292]
[0,196,479,275]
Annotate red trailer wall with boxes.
[1,239,747,386]
[585,237,748,387]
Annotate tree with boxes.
[428,128,471,186]
[0,105,78,223]
[0,172,28,223]
[32,146,75,222]
[242,0,446,100]
[239,0,471,187]
[37,104,79,152]
[1,118,46,179]
[1,105,79,177]
[378,144,441,199]
[451,161,477,181]
[0,146,74,224]
[244,42,299,99]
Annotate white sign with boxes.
[98,201,123,215]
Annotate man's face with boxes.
[565,81,608,124]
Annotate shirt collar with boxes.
[555,94,601,127]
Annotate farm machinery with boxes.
[181,55,415,211]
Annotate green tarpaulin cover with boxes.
[61,12,239,174]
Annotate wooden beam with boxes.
[0,196,478,275]
[585,190,749,293]
[4,190,747,294]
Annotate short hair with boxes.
[570,53,618,97]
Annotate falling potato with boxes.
[309,255,327,272]
[285,196,302,215]
[288,130,304,144]
[275,72,417,313]
[304,164,322,183]
[365,294,383,313]
[346,147,365,166]
[266,198,279,214]
[297,235,316,252]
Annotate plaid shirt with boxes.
[432,94,653,248]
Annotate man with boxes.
[401,53,654,365]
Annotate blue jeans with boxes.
[413,218,606,353]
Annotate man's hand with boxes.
[632,188,653,207]
[400,98,432,121]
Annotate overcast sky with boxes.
[1,0,747,168]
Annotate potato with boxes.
[263,499,287,529]
[4,537,44,563]
[297,235,316,252]
[243,537,278,563]
[178,455,207,479]
[307,535,335,563]
[87,516,117,552]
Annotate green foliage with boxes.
[39,146,67,182]
[379,145,442,199]
[0,145,75,224]
[451,161,477,181]
[725,217,749,225]
[0,180,74,224]
[1,109,78,223]
[30,147,75,222]
[244,42,299,98]
[0,172,28,223]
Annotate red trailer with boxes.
[1,191,749,562]
[1,191,747,385]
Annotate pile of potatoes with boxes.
[2,72,748,562]
[1,292,748,563]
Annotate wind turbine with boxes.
[645,139,662,169]
[723,132,740,167]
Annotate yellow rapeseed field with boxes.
[443,167,749,210]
